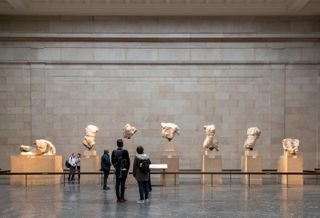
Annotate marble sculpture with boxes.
[203,124,219,153]
[161,122,180,141]
[282,138,299,156]
[82,124,99,150]
[123,123,137,139]
[20,139,56,155]
[243,127,261,150]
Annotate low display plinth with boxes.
[201,154,222,185]
[278,155,303,185]
[10,155,63,186]
[81,152,100,185]
[241,151,262,185]
[160,152,179,186]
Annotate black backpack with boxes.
[139,159,150,174]
[65,160,71,168]
[114,149,126,170]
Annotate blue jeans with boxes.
[138,181,149,201]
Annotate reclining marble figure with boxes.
[123,123,137,139]
[282,138,299,156]
[82,124,99,150]
[161,122,180,141]
[243,127,261,150]
[20,139,56,155]
[203,124,219,153]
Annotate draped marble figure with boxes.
[82,124,99,150]
[243,127,261,150]
[161,122,180,141]
[282,138,299,156]
[123,123,137,139]
[203,124,219,153]
[20,139,56,155]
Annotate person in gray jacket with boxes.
[133,146,151,204]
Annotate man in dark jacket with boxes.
[101,149,111,190]
[111,139,130,203]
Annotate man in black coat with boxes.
[111,139,130,203]
[101,149,111,190]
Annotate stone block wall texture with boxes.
[0,16,319,170]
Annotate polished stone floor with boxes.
[0,182,319,218]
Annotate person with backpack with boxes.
[100,149,111,190]
[111,139,130,203]
[133,145,151,204]
[67,153,77,182]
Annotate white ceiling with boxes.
[0,0,319,16]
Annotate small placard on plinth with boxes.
[81,150,100,185]
[241,151,262,185]
[201,153,222,185]
[10,155,63,186]
[160,141,179,186]
[278,155,303,185]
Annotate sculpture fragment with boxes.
[203,124,219,153]
[282,138,299,156]
[20,139,56,155]
[82,124,99,150]
[161,122,180,141]
[123,123,137,139]
[243,127,261,150]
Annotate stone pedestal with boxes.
[201,153,222,185]
[278,155,303,185]
[241,151,262,185]
[81,151,100,185]
[10,155,63,186]
[160,141,179,186]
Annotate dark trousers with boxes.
[77,166,80,180]
[68,166,76,181]
[115,170,128,199]
[103,170,110,189]
[138,181,149,201]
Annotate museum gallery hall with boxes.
[0,0,320,217]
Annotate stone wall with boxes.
[0,16,319,170]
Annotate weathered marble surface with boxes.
[161,122,180,141]
[203,124,219,154]
[243,127,261,151]
[123,123,137,139]
[82,125,99,150]
[282,138,299,156]
[20,139,56,156]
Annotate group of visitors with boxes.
[67,139,152,204]
[102,139,152,204]
[67,153,81,181]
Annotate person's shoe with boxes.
[120,198,127,202]
[106,186,111,190]
[103,186,106,190]
[137,200,144,204]
[117,198,122,203]
[145,198,149,203]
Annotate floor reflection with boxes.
[1,183,319,217]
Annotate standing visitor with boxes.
[75,153,81,181]
[111,139,130,203]
[68,153,77,181]
[133,146,151,204]
[101,149,111,190]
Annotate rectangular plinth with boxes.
[241,152,262,185]
[10,155,63,186]
[201,154,222,185]
[278,155,303,185]
[81,155,100,185]
[160,154,179,186]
